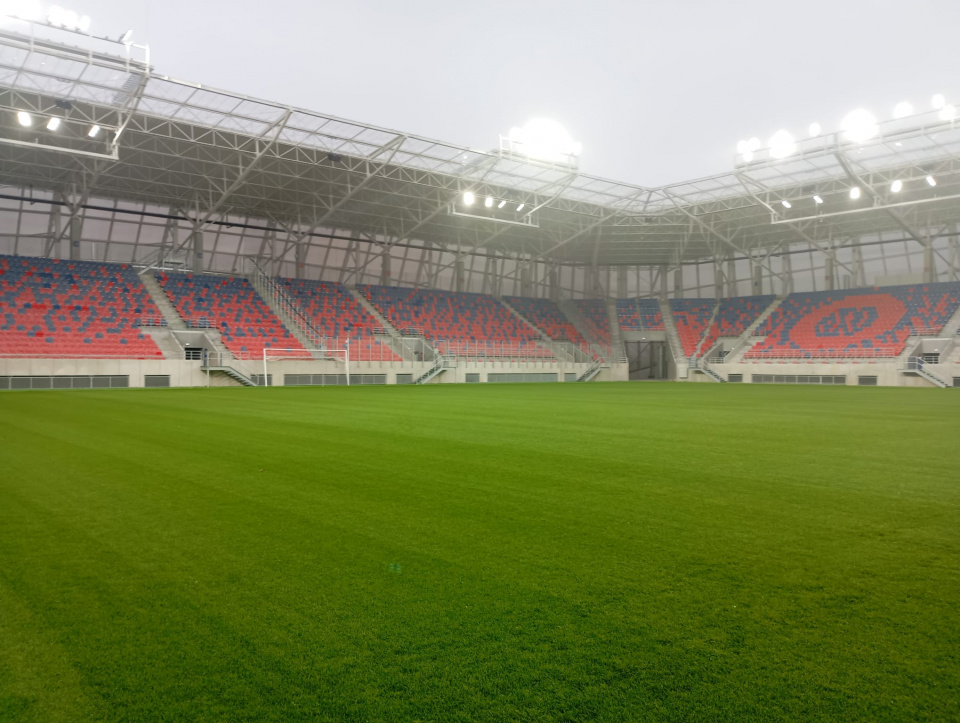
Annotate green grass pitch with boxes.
[1,382,958,721]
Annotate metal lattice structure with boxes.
[0,20,959,293]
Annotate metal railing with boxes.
[434,339,559,362]
[743,348,901,361]
[136,316,168,327]
[243,258,325,349]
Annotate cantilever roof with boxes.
[1,21,959,267]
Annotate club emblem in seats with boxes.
[814,306,879,336]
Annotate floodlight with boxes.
[736,139,749,153]
[497,200,506,209]
[849,187,861,200]
[890,179,903,193]
[741,151,754,163]
[768,129,796,159]
[893,101,913,119]
[462,191,475,205]
[508,118,581,163]
[46,116,60,130]
[484,196,493,208]
[840,108,878,143]
[932,93,946,110]
[808,122,821,137]
[87,124,100,137]
[780,200,792,209]
[516,203,525,212]
[119,29,133,44]
[813,195,824,204]
[2,0,43,20]
[926,175,937,187]
[16,111,31,126]
[939,104,956,121]
[746,137,761,151]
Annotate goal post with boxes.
[261,345,351,386]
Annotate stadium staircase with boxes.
[688,356,725,382]
[899,357,950,388]
[139,271,186,330]
[557,299,610,362]
[498,297,576,362]
[606,299,627,361]
[692,302,720,358]
[414,354,455,384]
[577,359,604,382]
[721,296,783,363]
[345,285,435,361]
[244,260,324,353]
[200,350,257,386]
[658,298,688,374]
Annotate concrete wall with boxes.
[690,360,960,387]
[0,358,626,388]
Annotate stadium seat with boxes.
[156,272,306,358]
[504,296,591,354]
[572,299,611,352]
[360,285,554,360]
[279,278,400,362]
[0,255,163,358]
[696,295,775,357]
[746,283,960,359]
[669,298,716,357]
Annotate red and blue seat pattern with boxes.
[697,295,775,357]
[0,255,162,357]
[278,279,399,361]
[572,299,611,350]
[616,299,641,331]
[360,285,551,358]
[505,296,590,351]
[157,273,306,358]
[669,298,716,357]
[637,299,665,330]
[747,283,960,359]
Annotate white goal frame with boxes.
[261,347,351,385]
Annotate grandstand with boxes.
[3,10,960,723]
[0,20,957,392]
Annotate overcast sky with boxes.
[71,0,960,187]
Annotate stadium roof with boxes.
[1,22,959,269]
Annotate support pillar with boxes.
[455,258,465,292]
[658,264,668,300]
[752,261,763,295]
[726,258,736,297]
[295,241,306,279]
[68,212,82,261]
[617,266,627,298]
[520,265,532,297]
[190,228,204,273]
[923,243,935,284]
[381,252,392,286]
[549,266,560,301]
[781,252,794,297]
[673,267,683,299]
[824,253,835,291]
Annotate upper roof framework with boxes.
[0,21,959,269]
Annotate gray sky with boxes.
[76,0,960,187]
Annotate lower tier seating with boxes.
[669,298,716,357]
[360,285,552,359]
[0,255,162,358]
[697,295,775,357]
[616,299,641,331]
[747,283,960,359]
[279,279,400,361]
[157,273,306,358]
[572,299,611,351]
[505,296,590,352]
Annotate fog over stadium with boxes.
[60,0,960,186]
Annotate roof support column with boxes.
[923,236,935,283]
[549,265,560,302]
[190,227,203,274]
[673,267,683,299]
[726,258,736,298]
[713,257,724,301]
[45,202,62,259]
[616,266,627,298]
[69,211,82,262]
[520,265,532,297]
[824,248,836,291]
[295,240,306,279]
[781,251,794,297]
[381,252,392,286]
[851,245,865,288]
[752,260,763,295]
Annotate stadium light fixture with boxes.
[926,175,937,187]
[16,111,32,126]
[780,200,792,209]
[840,108,878,143]
[890,179,903,193]
[939,104,956,122]
[508,118,581,163]
[932,93,946,110]
[462,191,475,205]
[46,116,60,130]
[119,29,133,44]
[813,195,824,204]
[1,0,43,21]
[484,196,493,208]
[768,129,796,159]
[497,200,506,209]
[87,124,100,138]
[46,5,91,31]
[808,122,821,138]
[893,101,913,119]
[516,203,525,212]
[849,187,861,200]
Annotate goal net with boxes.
[261,347,351,386]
